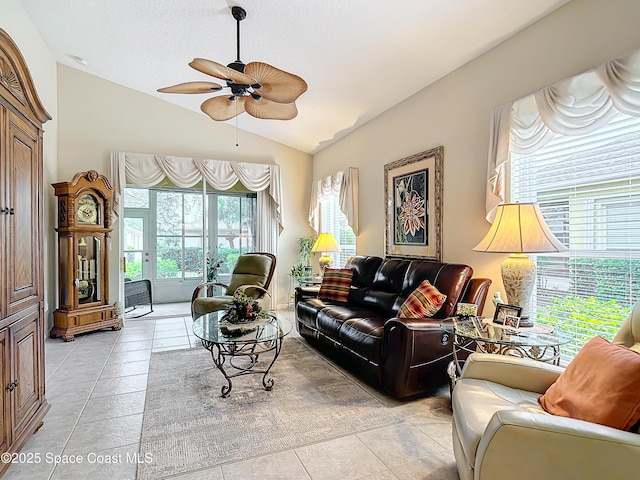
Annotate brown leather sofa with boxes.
[295,255,491,398]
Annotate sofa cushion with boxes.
[398,280,446,318]
[318,268,355,303]
[538,335,640,431]
[344,256,383,288]
[403,261,472,318]
[452,378,546,468]
[338,317,386,365]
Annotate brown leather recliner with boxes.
[295,255,491,398]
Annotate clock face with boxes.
[77,194,98,224]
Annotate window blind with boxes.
[320,197,356,268]
[510,112,640,358]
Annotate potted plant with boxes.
[297,236,317,274]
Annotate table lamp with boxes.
[311,233,341,273]
[473,203,567,325]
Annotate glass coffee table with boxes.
[193,311,292,397]
[440,317,571,385]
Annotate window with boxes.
[510,112,640,357]
[319,196,356,268]
[123,188,257,288]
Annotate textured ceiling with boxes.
[21,0,568,154]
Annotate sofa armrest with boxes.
[461,278,492,316]
[382,317,453,398]
[460,353,563,394]
[475,409,640,480]
[294,285,320,304]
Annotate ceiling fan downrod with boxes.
[228,6,247,73]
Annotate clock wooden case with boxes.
[50,170,120,341]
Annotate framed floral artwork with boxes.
[384,146,443,260]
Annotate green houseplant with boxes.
[297,236,317,273]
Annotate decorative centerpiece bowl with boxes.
[220,286,270,336]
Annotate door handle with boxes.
[5,380,18,392]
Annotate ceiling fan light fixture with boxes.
[157,5,307,121]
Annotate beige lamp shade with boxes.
[311,233,341,272]
[473,203,567,321]
[473,203,566,254]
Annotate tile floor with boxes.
[3,304,458,480]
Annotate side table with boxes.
[440,317,571,387]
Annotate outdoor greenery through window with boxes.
[320,196,356,268]
[510,112,640,358]
[123,187,257,286]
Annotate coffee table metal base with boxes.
[201,337,284,397]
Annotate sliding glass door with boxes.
[123,187,257,303]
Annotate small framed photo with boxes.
[503,314,521,329]
[470,315,487,335]
[456,302,478,318]
[493,304,522,325]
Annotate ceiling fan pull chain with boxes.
[235,105,239,147]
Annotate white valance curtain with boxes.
[308,167,359,235]
[485,48,640,221]
[109,151,284,252]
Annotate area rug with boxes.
[137,337,404,479]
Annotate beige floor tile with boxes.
[47,379,96,404]
[358,471,400,480]
[64,414,143,455]
[390,457,458,480]
[404,415,454,453]
[222,450,311,480]
[112,339,154,352]
[295,435,387,480]
[152,336,190,348]
[106,349,152,364]
[171,467,224,479]
[153,328,189,339]
[90,373,148,398]
[357,423,449,468]
[79,391,146,424]
[50,444,140,480]
[99,359,150,379]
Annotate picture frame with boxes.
[470,315,487,335]
[456,302,478,318]
[384,146,443,260]
[503,314,521,329]
[493,304,523,325]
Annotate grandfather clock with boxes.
[50,170,120,341]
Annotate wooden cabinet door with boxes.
[0,328,9,455]
[10,310,42,442]
[4,111,40,317]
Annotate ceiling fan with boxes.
[157,6,307,121]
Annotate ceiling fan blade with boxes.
[189,58,256,85]
[245,62,308,104]
[201,96,246,121]
[245,96,298,120]
[157,81,223,94]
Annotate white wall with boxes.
[0,0,59,324]
[313,0,640,315]
[56,65,313,311]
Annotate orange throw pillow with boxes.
[539,335,640,431]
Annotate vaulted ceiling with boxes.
[22,0,568,154]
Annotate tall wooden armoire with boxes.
[0,29,51,476]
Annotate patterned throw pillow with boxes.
[318,268,355,303]
[399,280,447,318]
